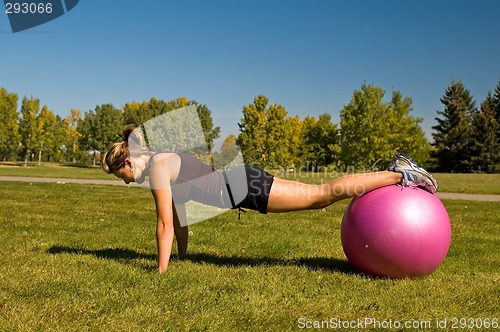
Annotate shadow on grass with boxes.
[48,246,157,271]
[185,252,355,274]
[48,246,156,260]
[58,163,99,169]
[47,245,356,274]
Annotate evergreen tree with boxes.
[493,80,500,125]
[493,80,500,156]
[432,81,476,172]
[470,92,499,172]
[492,80,500,173]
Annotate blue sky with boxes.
[1,0,499,141]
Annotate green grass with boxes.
[0,162,115,180]
[432,173,500,195]
[0,182,499,331]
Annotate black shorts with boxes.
[225,165,274,214]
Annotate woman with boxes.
[102,127,438,273]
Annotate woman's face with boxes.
[112,159,135,184]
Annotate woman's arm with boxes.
[172,203,188,258]
[152,187,174,273]
[149,157,175,273]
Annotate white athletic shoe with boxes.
[388,152,438,194]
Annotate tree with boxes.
[300,114,340,171]
[340,83,385,167]
[192,101,221,153]
[494,80,500,172]
[432,81,476,172]
[35,105,63,163]
[122,101,143,127]
[19,96,41,166]
[237,95,297,168]
[470,92,499,172]
[285,115,303,167]
[62,109,82,163]
[79,104,123,166]
[237,96,268,166]
[493,79,500,153]
[493,79,500,126]
[265,102,292,167]
[389,91,431,164]
[0,88,20,161]
[340,83,430,169]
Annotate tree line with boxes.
[0,80,498,173]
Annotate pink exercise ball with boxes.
[341,185,451,278]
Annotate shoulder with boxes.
[149,152,180,164]
[148,153,182,184]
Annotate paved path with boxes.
[436,192,500,202]
[1,176,500,202]
[0,176,126,186]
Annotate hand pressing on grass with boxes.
[158,204,189,273]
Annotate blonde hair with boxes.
[102,126,135,174]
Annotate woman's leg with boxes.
[266,171,402,213]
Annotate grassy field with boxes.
[0,162,113,180]
[0,180,499,331]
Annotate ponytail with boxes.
[101,126,133,173]
[102,125,152,174]
[122,125,135,142]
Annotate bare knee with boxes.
[308,184,336,209]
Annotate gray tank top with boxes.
[170,152,231,208]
